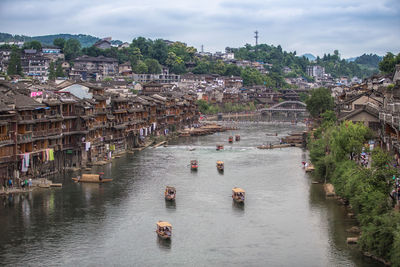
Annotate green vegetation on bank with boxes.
[306,89,400,264]
[310,119,400,265]
[197,99,256,114]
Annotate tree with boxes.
[379,52,400,74]
[53,38,66,49]
[7,47,22,75]
[224,64,241,76]
[305,87,334,118]
[23,40,42,51]
[55,64,65,77]
[192,61,210,74]
[64,39,81,61]
[151,39,168,65]
[131,37,152,58]
[329,121,372,161]
[132,60,148,74]
[48,62,56,80]
[144,58,161,74]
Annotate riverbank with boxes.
[308,120,400,265]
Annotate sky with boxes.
[0,0,399,58]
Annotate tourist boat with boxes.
[72,173,112,183]
[156,221,172,239]
[190,160,198,170]
[228,136,233,143]
[216,144,224,151]
[216,161,224,172]
[164,186,176,201]
[305,164,315,173]
[235,135,240,141]
[232,187,245,203]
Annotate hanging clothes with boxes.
[49,149,54,161]
[140,128,143,136]
[85,142,91,151]
[145,128,148,136]
[153,122,157,130]
[105,144,109,150]
[21,153,29,172]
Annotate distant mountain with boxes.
[301,53,316,61]
[0,32,123,48]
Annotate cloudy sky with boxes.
[0,0,399,58]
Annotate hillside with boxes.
[0,32,123,47]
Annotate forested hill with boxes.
[230,44,380,79]
[0,33,122,47]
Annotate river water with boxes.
[0,122,381,266]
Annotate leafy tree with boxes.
[240,67,264,86]
[55,63,65,77]
[379,52,400,74]
[224,64,241,76]
[131,37,152,58]
[211,60,226,75]
[23,40,42,51]
[7,47,22,75]
[144,58,161,74]
[305,87,334,118]
[64,39,81,61]
[53,38,65,49]
[151,39,168,65]
[192,61,210,74]
[132,60,148,74]
[48,62,56,80]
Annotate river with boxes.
[0,122,381,266]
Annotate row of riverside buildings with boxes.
[335,65,400,163]
[0,80,199,187]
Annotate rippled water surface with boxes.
[0,122,381,266]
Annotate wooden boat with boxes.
[232,187,245,203]
[216,161,224,172]
[156,221,172,239]
[228,136,233,143]
[305,164,315,173]
[235,135,240,141]
[164,186,176,201]
[72,173,112,183]
[190,160,198,170]
[216,144,224,151]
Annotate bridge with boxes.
[260,101,309,120]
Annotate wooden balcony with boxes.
[17,132,32,143]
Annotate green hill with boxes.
[0,32,124,47]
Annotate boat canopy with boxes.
[232,187,245,193]
[157,221,172,228]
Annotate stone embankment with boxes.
[0,178,61,195]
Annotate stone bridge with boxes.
[260,101,309,120]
